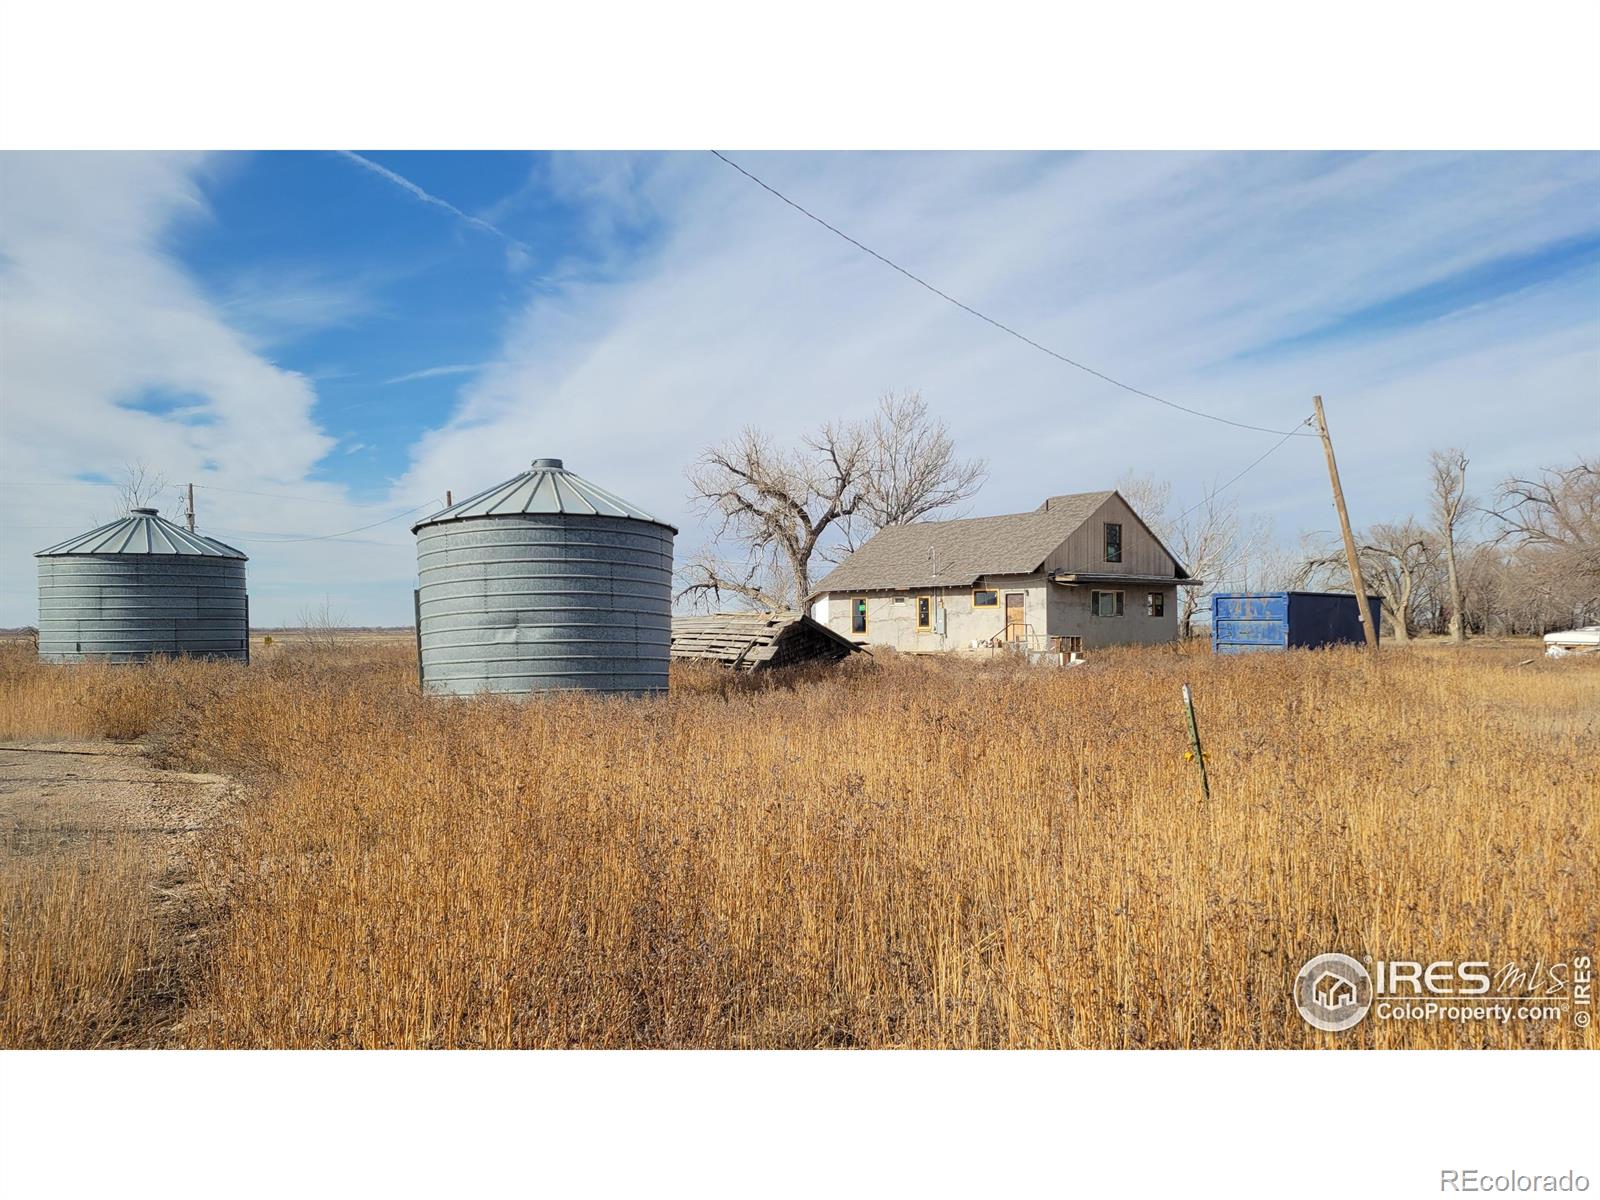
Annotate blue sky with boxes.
[1,151,1596,624]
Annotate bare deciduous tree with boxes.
[836,390,988,554]
[682,393,986,611]
[98,460,171,524]
[297,597,347,653]
[1429,448,1473,643]
[677,547,791,612]
[1489,457,1600,586]
[1484,454,1600,633]
[1302,521,1435,643]
[681,425,870,611]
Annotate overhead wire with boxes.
[709,150,1316,440]
[220,496,445,543]
[1172,417,1315,523]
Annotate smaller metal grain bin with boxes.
[35,507,250,663]
[412,458,676,695]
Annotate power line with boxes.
[709,150,1314,440]
[225,496,444,543]
[1172,417,1314,523]
[0,479,405,510]
[191,482,407,509]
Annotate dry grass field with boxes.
[1,635,1595,1049]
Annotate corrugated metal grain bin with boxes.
[412,457,676,696]
[35,508,250,663]
[1211,591,1380,654]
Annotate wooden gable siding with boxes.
[1044,493,1177,577]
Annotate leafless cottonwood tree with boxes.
[1115,473,1262,638]
[681,392,986,611]
[1489,457,1600,589]
[1429,448,1473,643]
[97,460,171,524]
[835,390,989,554]
[1301,520,1435,642]
[681,424,868,611]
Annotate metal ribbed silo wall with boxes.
[416,514,675,695]
[37,556,250,663]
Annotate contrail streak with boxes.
[334,151,531,253]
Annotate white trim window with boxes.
[1091,589,1125,617]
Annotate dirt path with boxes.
[0,741,234,862]
[0,740,238,1045]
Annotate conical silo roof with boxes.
[35,507,247,559]
[411,457,676,533]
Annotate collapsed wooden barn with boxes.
[670,611,864,671]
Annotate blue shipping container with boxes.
[1211,591,1381,654]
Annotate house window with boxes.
[1092,590,1125,617]
[1146,592,1165,617]
[1104,522,1122,563]
[916,596,932,630]
[851,597,867,634]
[972,589,998,608]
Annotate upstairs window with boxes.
[1146,592,1165,617]
[1104,522,1122,563]
[1092,590,1125,617]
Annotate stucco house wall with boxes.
[819,574,1047,651]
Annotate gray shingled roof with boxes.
[36,508,247,559]
[811,491,1115,595]
[412,457,676,534]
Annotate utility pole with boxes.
[1311,395,1379,653]
[185,483,196,533]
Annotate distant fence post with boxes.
[1182,682,1210,801]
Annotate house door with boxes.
[1004,592,1026,641]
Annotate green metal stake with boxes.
[1182,682,1210,801]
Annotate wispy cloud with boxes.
[0,152,421,625]
[384,363,485,385]
[395,152,1600,575]
[334,151,531,255]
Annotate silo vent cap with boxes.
[131,506,159,515]
[532,457,564,469]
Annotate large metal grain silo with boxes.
[412,458,676,696]
[35,507,250,663]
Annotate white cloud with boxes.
[394,152,1600,578]
[3,152,1594,627]
[0,152,423,625]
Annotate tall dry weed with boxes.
[0,837,167,1047]
[1,638,1595,1048]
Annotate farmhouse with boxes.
[809,490,1196,653]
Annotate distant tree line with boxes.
[1295,454,1598,641]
